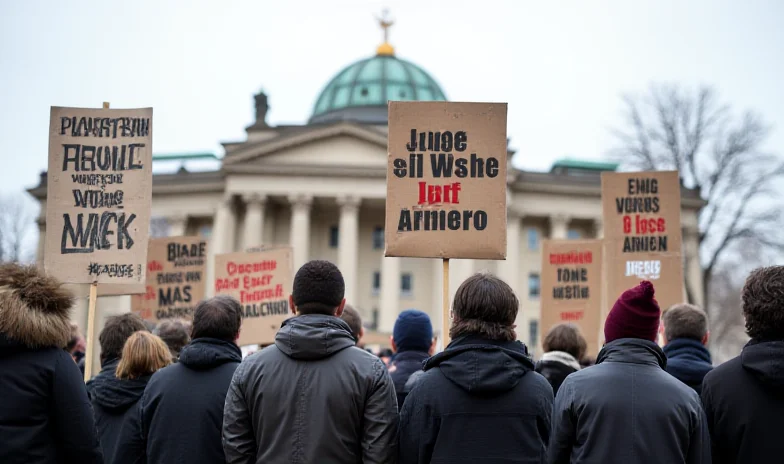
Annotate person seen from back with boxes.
[86,313,148,398]
[660,303,713,395]
[701,266,784,463]
[399,273,553,464]
[0,263,103,464]
[115,295,242,464]
[340,303,364,345]
[92,331,171,462]
[547,281,710,464]
[153,318,191,362]
[388,309,435,410]
[535,323,587,396]
[223,260,398,464]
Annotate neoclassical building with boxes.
[28,31,705,357]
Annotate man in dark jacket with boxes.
[661,303,713,395]
[399,273,553,464]
[535,323,587,395]
[0,263,103,464]
[548,281,710,464]
[223,260,398,464]
[86,313,148,398]
[115,295,242,464]
[702,266,784,463]
[389,309,434,410]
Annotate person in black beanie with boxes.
[389,309,434,410]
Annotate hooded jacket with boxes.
[547,338,710,464]
[389,349,430,410]
[701,339,784,464]
[398,334,553,464]
[535,350,581,396]
[223,314,398,464]
[114,337,241,464]
[663,338,713,395]
[0,264,103,464]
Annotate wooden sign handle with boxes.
[83,281,98,381]
[441,258,450,349]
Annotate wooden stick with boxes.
[83,281,98,381]
[442,258,450,348]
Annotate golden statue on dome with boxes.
[376,9,395,56]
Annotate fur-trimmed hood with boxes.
[0,264,74,350]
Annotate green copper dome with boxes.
[309,55,447,125]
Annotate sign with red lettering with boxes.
[384,101,508,259]
[214,246,293,346]
[540,240,604,357]
[601,171,684,314]
[131,237,207,324]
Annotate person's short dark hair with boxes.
[662,303,708,342]
[542,323,587,360]
[451,272,519,342]
[191,295,242,342]
[379,348,394,358]
[154,318,191,358]
[99,313,148,363]
[339,304,362,341]
[742,266,784,340]
[292,260,345,315]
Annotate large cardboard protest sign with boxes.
[214,247,293,346]
[131,237,208,323]
[44,106,153,285]
[385,101,508,259]
[601,171,684,312]
[540,240,604,356]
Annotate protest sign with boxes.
[601,171,684,313]
[385,101,508,260]
[540,240,604,356]
[131,237,208,323]
[44,106,153,285]
[214,246,293,346]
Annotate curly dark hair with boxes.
[742,266,784,341]
[292,260,345,315]
[450,272,518,342]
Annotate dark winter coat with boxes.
[547,338,710,464]
[86,358,120,399]
[113,337,241,464]
[223,314,398,464]
[534,350,581,396]
[398,334,553,464]
[90,364,150,462]
[701,339,784,464]
[0,264,103,464]
[663,338,713,395]
[389,349,430,410]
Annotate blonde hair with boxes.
[116,332,172,380]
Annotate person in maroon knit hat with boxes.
[547,281,710,464]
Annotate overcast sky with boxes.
[1,0,782,196]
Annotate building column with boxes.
[206,195,235,297]
[550,214,569,239]
[242,193,267,249]
[337,196,360,305]
[168,215,188,237]
[498,210,523,335]
[288,194,313,270]
[431,258,444,335]
[684,227,704,307]
[379,256,401,333]
[593,218,603,239]
[449,259,475,308]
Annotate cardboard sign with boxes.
[214,247,293,346]
[601,170,684,312]
[385,101,508,259]
[540,240,604,357]
[131,237,208,323]
[44,106,153,285]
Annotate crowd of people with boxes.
[0,259,783,463]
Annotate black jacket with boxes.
[389,350,430,410]
[223,314,399,464]
[701,339,784,464]
[114,337,241,464]
[90,361,150,462]
[86,358,120,399]
[663,338,713,395]
[547,338,710,464]
[0,265,103,464]
[534,351,581,396]
[398,334,553,464]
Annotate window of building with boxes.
[401,273,413,296]
[329,225,339,248]
[528,273,540,299]
[372,227,384,250]
[149,217,170,238]
[372,271,380,295]
[529,320,539,348]
[371,308,379,331]
[527,228,540,250]
[198,225,212,238]
[567,229,581,240]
